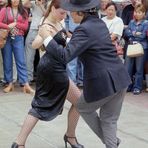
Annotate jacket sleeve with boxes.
[16,17,29,32]
[124,21,133,39]
[0,8,9,29]
[133,22,148,41]
[46,26,89,64]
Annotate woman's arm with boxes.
[32,24,57,49]
[32,34,43,49]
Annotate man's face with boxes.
[70,11,82,24]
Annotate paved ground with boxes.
[0,85,148,148]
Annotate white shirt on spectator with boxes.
[102,16,124,38]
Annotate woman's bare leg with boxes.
[65,79,82,144]
[14,114,39,146]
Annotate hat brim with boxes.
[60,0,99,11]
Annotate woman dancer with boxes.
[11,0,84,148]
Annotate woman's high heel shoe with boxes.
[64,135,84,148]
[11,142,24,148]
[3,83,14,93]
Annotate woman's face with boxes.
[134,10,145,21]
[106,5,116,19]
[0,0,6,5]
[11,0,20,7]
[100,0,110,10]
[52,7,67,22]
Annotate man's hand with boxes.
[38,24,56,40]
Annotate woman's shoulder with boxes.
[113,16,123,23]
[0,7,10,12]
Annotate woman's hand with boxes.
[8,22,16,30]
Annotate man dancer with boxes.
[39,0,131,147]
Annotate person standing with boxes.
[38,0,131,148]
[23,0,47,83]
[124,4,148,94]
[0,0,34,93]
[0,0,7,86]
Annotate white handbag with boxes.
[127,43,144,57]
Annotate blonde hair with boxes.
[134,4,146,13]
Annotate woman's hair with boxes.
[134,4,146,13]
[7,0,28,19]
[142,0,148,11]
[44,0,60,19]
[105,1,118,11]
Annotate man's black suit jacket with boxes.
[45,15,131,103]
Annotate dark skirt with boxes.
[28,53,69,121]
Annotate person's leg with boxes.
[133,56,144,92]
[100,89,126,148]
[25,30,38,82]
[65,79,83,147]
[0,51,4,80]
[12,114,39,147]
[13,36,34,94]
[67,58,78,84]
[1,37,13,84]
[76,58,83,87]
[124,56,134,91]
[76,89,126,147]
[76,94,105,143]
[144,49,148,91]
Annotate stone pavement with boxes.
[0,85,148,148]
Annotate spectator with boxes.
[0,0,34,93]
[0,0,7,86]
[122,0,142,27]
[23,0,47,83]
[102,2,124,58]
[98,0,111,18]
[124,4,148,94]
[65,12,83,87]
[142,0,148,92]
[65,12,78,84]
[102,2,124,43]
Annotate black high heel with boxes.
[64,135,84,148]
[11,142,24,148]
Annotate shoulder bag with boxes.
[0,8,9,48]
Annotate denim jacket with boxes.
[124,19,148,49]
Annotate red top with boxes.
[0,7,28,35]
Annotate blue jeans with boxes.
[125,55,144,90]
[67,58,78,84]
[1,35,28,84]
[76,58,83,85]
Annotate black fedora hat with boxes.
[60,0,100,11]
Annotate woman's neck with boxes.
[12,6,18,10]
[46,14,58,25]
[107,15,115,20]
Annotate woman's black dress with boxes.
[28,29,69,121]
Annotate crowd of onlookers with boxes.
[0,0,148,95]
